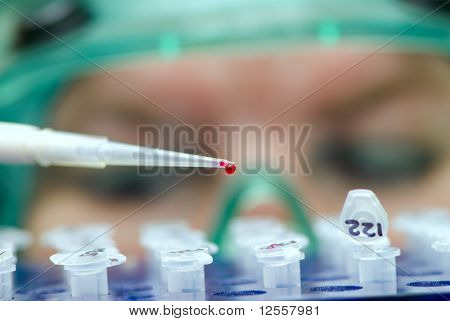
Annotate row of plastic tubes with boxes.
[314,208,450,282]
[0,219,309,300]
[1,208,449,300]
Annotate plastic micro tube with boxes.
[340,189,400,284]
[140,228,216,260]
[160,248,213,294]
[0,248,16,300]
[229,217,286,239]
[50,247,126,299]
[41,224,115,252]
[394,209,450,263]
[255,238,305,289]
[233,220,288,274]
[340,189,388,245]
[432,238,450,275]
[314,216,348,271]
[140,226,217,292]
[344,236,392,278]
[0,226,32,253]
[353,246,400,284]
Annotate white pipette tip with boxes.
[255,238,305,289]
[0,248,16,300]
[50,247,126,299]
[101,141,237,172]
[0,122,237,172]
[160,247,213,294]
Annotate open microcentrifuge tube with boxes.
[50,247,126,299]
[160,247,213,294]
[353,246,400,284]
[229,217,286,238]
[230,218,289,273]
[255,238,305,289]
[42,224,115,252]
[140,225,218,294]
[394,209,450,263]
[0,226,32,253]
[314,216,349,271]
[432,238,450,275]
[140,227,217,257]
[0,248,16,300]
[140,221,190,238]
[340,189,400,284]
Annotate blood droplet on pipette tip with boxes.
[219,160,236,175]
[224,162,237,175]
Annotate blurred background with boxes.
[0,0,449,262]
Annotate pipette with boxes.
[0,122,236,173]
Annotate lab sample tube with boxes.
[314,216,347,270]
[160,247,213,294]
[50,247,126,300]
[354,246,400,284]
[344,236,392,279]
[140,226,216,262]
[41,223,116,252]
[394,209,450,265]
[255,238,305,289]
[340,189,400,285]
[340,189,388,245]
[230,218,289,274]
[0,248,16,300]
[432,238,450,276]
[0,226,32,253]
[140,225,217,293]
[229,217,286,239]
[140,220,190,238]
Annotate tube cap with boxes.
[340,189,388,244]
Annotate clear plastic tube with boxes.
[50,247,126,299]
[160,248,213,294]
[0,248,16,300]
[255,238,305,290]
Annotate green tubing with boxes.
[210,172,318,256]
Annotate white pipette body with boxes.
[0,122,231,169]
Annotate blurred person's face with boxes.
[25,47,450,261]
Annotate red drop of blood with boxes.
[224,163,237,175]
